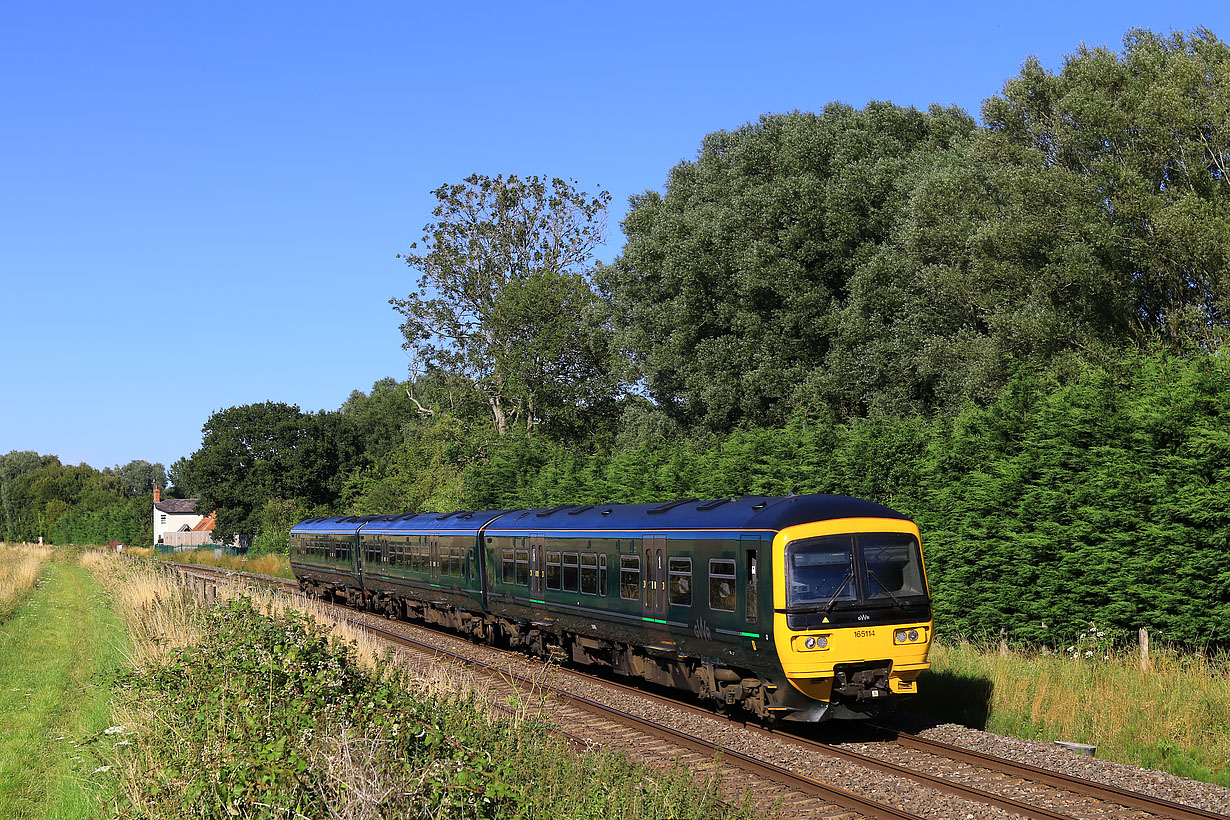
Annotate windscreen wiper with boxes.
[866,568,905,608]
[822,569,854,612]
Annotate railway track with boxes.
[169,562,1230,820]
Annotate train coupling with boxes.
[832,660,893,702]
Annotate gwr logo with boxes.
[693,617,712,641]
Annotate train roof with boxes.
[291,495,907,536]
[483,494,908,533]
[291,510,511,534]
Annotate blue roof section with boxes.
[485,494,908,533]
[291,510,511,534]
[290,495,908,537]
[291,515,377,533]
[361,509,511,532]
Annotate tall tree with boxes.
[603,104,977,429]
[186,402,363,541]
[391,174,616,434]
[116,459,167,497]
[983,27,1230,348]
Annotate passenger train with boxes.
[289,494,933,723]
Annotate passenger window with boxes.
[502,548,515,583]
[620,556,640,600]
[599,554,607,596]
[581,553,598,595]
[709,559,736,612]
[515,550,529,586]
[563,553,579,592]
[546,551,561,590]
[669,557,692,607]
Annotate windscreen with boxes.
[787,535,856,606]
[861,533,926,599]
[786,532,926,608]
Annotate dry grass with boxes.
[0,544,52,619]
[164,548,292,578]
[923,640,1230,785]
[80,550,404,675]
[78,551,202,665]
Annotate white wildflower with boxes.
[1084,650,1094,658]
[103,726,126,735]
[91,765,111,774]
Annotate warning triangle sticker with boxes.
[822,617,830,623]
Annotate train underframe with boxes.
[299,578,901,723]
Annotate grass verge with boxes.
[0,561,129,819]
[0,544,52,620]
[84,553,763,820]
[916,640,1230,786]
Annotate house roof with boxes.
[191,512,217,532]
[155,498,199,515]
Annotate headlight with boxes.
[795,635,829,651]
[908,629,919,642]
[895,630,908,643]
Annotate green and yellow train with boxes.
[289,493,932,722]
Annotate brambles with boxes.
[98,593,753,820]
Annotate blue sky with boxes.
[2,0,1225,471]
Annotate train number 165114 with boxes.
[853,629,876,638]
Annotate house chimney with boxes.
[154,485,161,503]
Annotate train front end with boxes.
[771,516,932,720]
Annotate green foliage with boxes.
[185,402,365,542]
[454,349,1230,648]
[603,103,977,428]
[984,27,1230,348]
[392,174,619,435]
[113,460,166,497]
[249,498,307,555]
[606,28,1230,421]
[0,455,158,545]
[52,495,150,546]
[340,415,474,515]
[107,598,750,819]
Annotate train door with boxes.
[530,533,545,596]
[429,536,440,584]
[742,535,761,652]
[643,534,668,640]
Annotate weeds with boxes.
[82,551,760,819]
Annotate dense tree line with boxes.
[168,28,1230,646]
[0,453,163,546]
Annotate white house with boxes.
[153,486,217,547]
